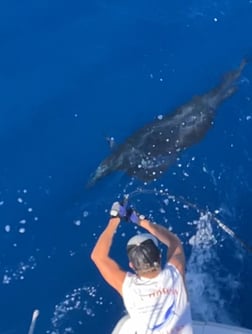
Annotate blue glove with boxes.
[110,201,127,218]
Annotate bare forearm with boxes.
[91,217,120,261]
[139,219,181,248]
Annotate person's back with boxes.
[123,263,192,334]
[91,200,193,334]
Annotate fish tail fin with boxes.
[238,57,248,73]
[217,58,247,98]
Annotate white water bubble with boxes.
[2,274,11,284]
[2,256,37,284]
[163,199,169,206]
[202,166,208,173]
[69,250,76,257]
[188,213,217,247]
[83,211,89,218]
[18,227,26,234]
[73,220,81,226]
[49,285,103,332]
[5,225,11,232]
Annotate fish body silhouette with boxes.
[87,59,247,187]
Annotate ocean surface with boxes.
[0,1,252,333]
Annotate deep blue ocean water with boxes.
[0,1,252,333]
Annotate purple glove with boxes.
[110,201,127,218]
[126,207,145,224]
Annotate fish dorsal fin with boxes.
[105,135,117,150]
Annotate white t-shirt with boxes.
[122,263,193,334]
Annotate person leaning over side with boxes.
[91,201,193,334]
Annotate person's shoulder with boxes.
[123,271,136,284]
[126,271,135,278]
[163,262,182,277]
[122,271,137,293]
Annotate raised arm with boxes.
[91,202,128,295]
[138,219,185,276]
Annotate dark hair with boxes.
[127,239,161,273]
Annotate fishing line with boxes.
[123,187,252,254]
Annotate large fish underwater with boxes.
[87,59,247,188]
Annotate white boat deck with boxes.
[112,315,252,334]
[193,321,252,334]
